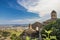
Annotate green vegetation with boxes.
[0,29,24,40]
[26,36,30,40]
[2,31,10,37]
[41,19,60,40]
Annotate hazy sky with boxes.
[0,0,60,24]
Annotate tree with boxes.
[2,31,10,37]
[10,34,17,40]
[10,34,21,40]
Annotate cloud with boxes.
[0,15,51,24]
[1,0,60,24]
[17,0,60,17]
[0,18,41,24]
[4,15,51,24]
[7,18,41,24]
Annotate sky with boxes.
[0,0,60,24]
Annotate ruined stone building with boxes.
[29,10,57,31]
[20,10,58,39]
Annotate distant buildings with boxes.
[0,25,28,31]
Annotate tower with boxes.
[51,10,57,19]
[29,24,32,29]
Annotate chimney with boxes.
[29,24,32,29]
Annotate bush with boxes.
[41,19,60,40]
[2,31,10,37]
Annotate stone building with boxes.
[20,10,58,40]
[25,10,57,36]
[31,22,43,31]
[28,10,57,31]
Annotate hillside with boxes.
[41,19,60,40]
